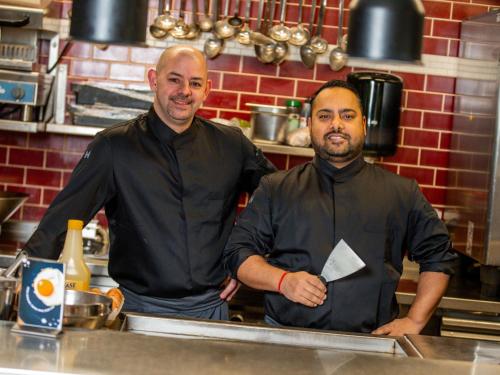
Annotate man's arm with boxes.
[372,271,449,335]
[237,255,327,307]
[239,133,277,193]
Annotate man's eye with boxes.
[168,78,180,84]
[318,114,331,121]
[190,81,202,88]
[342,113,354,120]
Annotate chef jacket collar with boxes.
[312,153,366,183]
[147,107,199,148]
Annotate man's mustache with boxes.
[324,130,350,140]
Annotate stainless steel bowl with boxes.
[64,290,112,329]
[247,103,288,144]
[0,276,17,321]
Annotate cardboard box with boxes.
[0,1,52,9]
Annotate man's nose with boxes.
[331,114,343,130]
[179,80,191,95]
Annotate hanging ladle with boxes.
[214,0,236,39]
[237,0,253,45]
[149,0,176,39]
[204,0,224,59]
[270,0,291,42]
[253,0,276,64]
[170,0,190,38]
[310,0,328,55]
[228,0,244,29]
[329,0,348,71]
[299,0,317,68]
[184,0,201,39]
[200,0,213,31]
[289,0,309,46]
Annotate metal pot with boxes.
[63,290,112,329]
[247,103,288,144]
[0,276,17,321]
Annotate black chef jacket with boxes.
[224,155,457,333]
[25,108,276,298]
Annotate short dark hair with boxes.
[307,80,364,116]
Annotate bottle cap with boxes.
[286,99,302,109]
[67,219,84,230]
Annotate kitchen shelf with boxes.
[0,120,45,133]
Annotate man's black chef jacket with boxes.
[224,155,456,333]
[25,108,276,298]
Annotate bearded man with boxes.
[223,80,456,335]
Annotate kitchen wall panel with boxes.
[0,0,497,224]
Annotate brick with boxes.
[435,169,449,187]
[396,72,425,91]
[421,187,446,206]
[423,37,448,56]
[424,19,432,36]
[452,3,489,21]
[403,129,440,148]
[440,132,452,150]
[423,112,453,131]
[9,149,44,167]
[196,108,218,119]
[399,166,435,186]
[240,94,276,110]
[204,91,238,109]
[26,169,62,188]
[420,150,449,168]
[93,45,129,61]
[426,76,456,94]
[433,20,461,39]
[407,92,443,111]
[6,186,41,205]
[28,133,65,150]
[71,60,109,78]
[208,72,221,90]
[222,74,258,92]
[288,155,313,169]
[0,131,27,147]
[109,63,145,81]
[21,206,47,221]
[448,40,459,57]
[448,152,472,169]
[0,147,6,163]
[400,110,422,128]
[457,171,489,190]
[264,153,288,170]
[130,46,164,64]
[260,77,295,96]
[279,60,314,80]
[296,81,323,99]
[242,57,278,76]
[219,111,251,121]
[43,189,60,205]
[65,136,92,153]
[459,134,492,154]
[471,0,500,5]
[46,152,81,170]
[0,166,24,184]
[471,154,490,172]
[207,55,241,72]
[381,147,419,165]
[315,64,351,82]
[62,172,72,186]
[66,42,93,59]
[422,1,451,18]
[443,95,454,112]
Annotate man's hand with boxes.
[219,277,240,301]
[372,317,425,336]
[280,271,327,307]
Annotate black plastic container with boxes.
[347,72,403,157]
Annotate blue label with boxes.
[0,80,36,104]
[17,259,65,331]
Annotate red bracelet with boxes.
[277,271,289,294]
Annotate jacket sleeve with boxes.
[406,181,457,275]
[238,132,277,194]
[24,133,116,259]
[223,175,275,278]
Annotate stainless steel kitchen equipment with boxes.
[445,9,500,296]
[247,103,288,144]
[0,276,16,320]
[0,4,59,131]
[347,72,403,156]
[63,290,112,329]
[0,191,29,236]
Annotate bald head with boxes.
[156,45,208,77]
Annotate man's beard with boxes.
[311,130,363,164]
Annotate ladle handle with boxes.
[192,0,199,22]
[297,0,304,23]
[244,0,251,21]
[179,0,186,18]
[316,0,326,37]
[337,0,344,45]
[308,0,317,35]
[223,0,230,17]
[256,0,264,30]
[204,0,209,16]
[234,0,241,16]
[279,0,287,24]
[212,0,220,22]
[3,250,27,278]
[269,0,276,25]
[164,0,171,13]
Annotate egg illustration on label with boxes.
[32,268,64,307]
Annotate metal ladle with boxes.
[184,0,201,39]
[253,0,276,64]
[149,0,176,39]
[200,0,213,31]
[237,0,252,45]
[329,0,347,71]
[299,0,317,68]
[270,0,291,42]
[228,0,243,29]
[289,0,309,46]
[310,0,328,55]
[204,0,224,59]
[214,0,236,39]
[170,0,190,38]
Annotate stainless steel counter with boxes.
[0,319,499,375]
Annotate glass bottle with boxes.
[286,99,302,134]
[58,219,90,291]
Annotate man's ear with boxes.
[204,79,212,100]
[362,116,367,136]
[147,69,158,92]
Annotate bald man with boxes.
[25,46,276,319]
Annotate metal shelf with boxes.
[0,120,45,133]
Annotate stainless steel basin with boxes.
[0,192,29,224]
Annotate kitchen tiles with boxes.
[26,170,62,189]
[407,92,444,111]
[109,63,146,82]
[423,112,454,131]
[396,72,425,91]
[222,74,258,93]
[452,3,490,20]
[400,110,422,128]
[28,133,66,151]
[0,132,27,147]
[399,166,435,186]
[0,166,24,185]
[382,147,420,166]
[239,94,275,109]
[205,91,239,109]
[403,129,440,149]
[45,152,81,170]
[427,76,456,94]
[207,55,241,73]
[93,45,129,62]
[420,150,450,168]
[130,46,164,65]
[423,37,449,56]
[278,61,315,80]
[7,186,42,205]
[9,149,44,167]
[422,1,452,19]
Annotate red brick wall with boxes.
[0,0,497,223]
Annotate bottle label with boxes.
[65,278,89,291]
